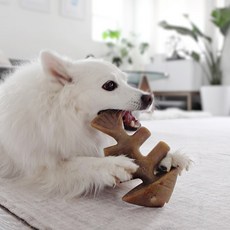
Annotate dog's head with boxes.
[40,50,153,130]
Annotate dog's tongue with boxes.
[122,111,141,131]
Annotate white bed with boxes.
[0,117,230,230]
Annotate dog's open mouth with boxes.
[98,110,141,131]
[122,111,141,131]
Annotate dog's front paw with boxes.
[101,155,139,187]
[157,151,192,175]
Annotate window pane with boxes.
[92,0,123,41]
[92,0,122,17]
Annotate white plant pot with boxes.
[201,86,230,116]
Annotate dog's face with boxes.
[40,51,153,129]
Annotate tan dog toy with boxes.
[91,111,179,207]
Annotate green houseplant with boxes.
[159,6,230,115]
[102,29,149,68]
[159,6,230,85]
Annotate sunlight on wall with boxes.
[92,0,123,41]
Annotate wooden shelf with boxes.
[154,91,200,110]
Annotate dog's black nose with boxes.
[141,94,153,109]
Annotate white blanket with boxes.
[0,117,230,230]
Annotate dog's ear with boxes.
[40,50,72,85]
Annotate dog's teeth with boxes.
[130,121,135,127]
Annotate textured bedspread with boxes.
[0,117,230,230]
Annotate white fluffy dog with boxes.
[0,51,190,197]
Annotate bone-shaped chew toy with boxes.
[91,111,179,207]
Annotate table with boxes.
[124,71,200,110]
[125,70,168,92]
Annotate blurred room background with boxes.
[0,0,230,116]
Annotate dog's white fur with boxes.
[0,51,190,197]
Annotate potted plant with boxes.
[102,29,149,69]
[159,6,230,115]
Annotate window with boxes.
[154,0,208,54]
[151,0,227,54]
[92,0,124,41]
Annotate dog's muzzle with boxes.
[98,93,153,132]
[122,93,153,131]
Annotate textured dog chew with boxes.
[91,111,179,207]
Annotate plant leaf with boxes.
[191,51,200,62]
[120,48,128,58]
[106,42,115,48]
[159,20,198,41]
[102,31,108,40]
[184,15,212,43]
[112,56,122,67]
[139,42,149,54]
[211,7,230,36]
[127,57,133,64]
[102,30,121,40]
[121,38,134,48]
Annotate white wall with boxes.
[0,0,105,60]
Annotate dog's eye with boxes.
[102,81,118,91]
